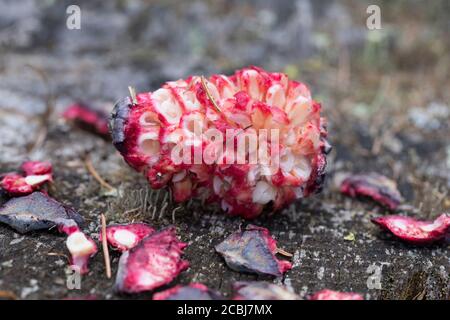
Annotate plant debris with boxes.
[372,213,450,244]
[343,232,356,241]
[1,161,53,196]
[309,289,364,300]
[84,155,117,194]
[232,281,300,300]
[114,226,189,293]
[100,214,111,278]
[0,290,18,300]
[100,222,155,252]
[0,192,84,234]
[153,283,222,300]
[65,228,98,275]
[340,173,403,210]
[63,103,110,139]
[110,66,329,219]
[1,174,36,196]
[0,189,95,274]
[215,225,292,276]
[21,161,52,175]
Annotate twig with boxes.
[85,156,116,191]
[336,45,351,93]
[276,248,293,257]
[200,76,221,113]
[0,108,32,119]
[0,290,18,300]
[26,64,54,154]
[412,288,426,300]
[370,76,392,155]
[47,252,69,262]
[128,86,137,104]
[101,214,112,279]
[236,124,253,137]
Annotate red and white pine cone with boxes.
[110,66,330,219]
[1,161,53,196]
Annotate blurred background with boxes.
[0,0,449,299]
[0,0,449,174]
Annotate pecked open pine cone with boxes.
[110,66,330,219]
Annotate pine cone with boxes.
[110,66,330,219]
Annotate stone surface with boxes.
[0,0,448,299]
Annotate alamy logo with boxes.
[366,5,382,30]
[66,5,81,30]
[66,265,81,290]
[366,263,389,289]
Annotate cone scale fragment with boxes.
[340,173,403,210]
[100,223,155,252]
[232,281,300,300]
[215,225,292,276]
[153,283,222,300]
[114,226,189,293]
[110,66,329,219]
[0,191,96,274]
[0,192,83,234]
[1,161,53,196]
[65,228,98,275]
[63,103,110,139]
[309,289,364,300]
[372,213,450,244]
